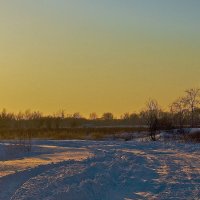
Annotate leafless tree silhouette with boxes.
[170,97,186,129]
[183,88,200,127]
[143,99,161,141]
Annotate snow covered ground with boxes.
[0,140,200,200]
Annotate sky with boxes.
[0,0,200,117]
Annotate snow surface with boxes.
[0,140,200,200]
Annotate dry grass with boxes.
[184,131,200,142]
[0,127,147,140]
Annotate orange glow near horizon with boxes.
[0,1,200,117]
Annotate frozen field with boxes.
[0,140,200,200]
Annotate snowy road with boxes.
[0,140,200,200]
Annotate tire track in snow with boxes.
[11,164,86,200]
[1,141,200,200]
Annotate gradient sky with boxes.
[0,0,200,117]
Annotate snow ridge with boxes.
[1,140,200,200]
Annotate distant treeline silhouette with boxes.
[0,88,200,134]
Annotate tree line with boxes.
[0,88,200,132]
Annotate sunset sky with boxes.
[0,0,200,117]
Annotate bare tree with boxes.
[102,112,114,121]
[183,88,200,127]
[89,112,98,120]
[121,113,130,120]
[55,109,65,119]
[170,97,186,129]
[143,99,161,141]
[73,112,82,119]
